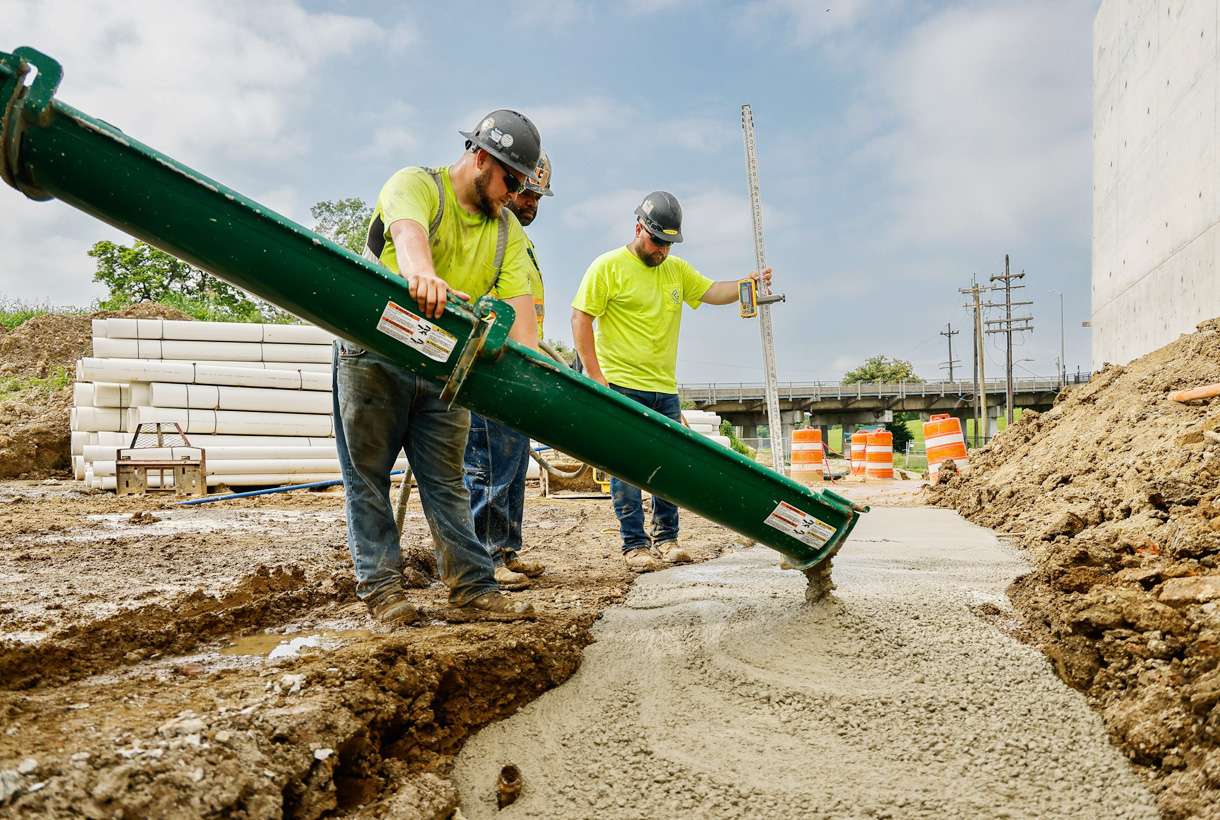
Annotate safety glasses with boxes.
[494,157,526,194]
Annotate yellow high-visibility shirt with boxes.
[366,166,531,301]
[571,246,712,393]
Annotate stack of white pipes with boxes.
[71,319,732,492]
[683,409,731,448]
[69,317,406,490]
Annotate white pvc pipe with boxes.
[94,431,332,448]
[125,406,333,437]
[92,338,332,363]
[73,382,94,406]
[89,458,395,478]
[74,406,126,432]
[83,444,339,463]
[262,324,334,344]
[70,431,91,455]
[144,382,332,414]
[79,359,331,389]
[72,456,84,480]
[91,382,133,408]
[102,318,334,345]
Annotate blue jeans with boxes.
[463,413,530,566]
[333,340,497,606]
[608,384,681,553]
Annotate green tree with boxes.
[88,239,290,322]
[311,197,372,254]
[842,354,923,384]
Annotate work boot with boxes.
[494,564,532,591]
[366,589,420,627]
[459,591,535,619]
[624,548,662,573]
[654,541,692,564]
[504,554,545,578]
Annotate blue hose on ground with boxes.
[176,469,407,506]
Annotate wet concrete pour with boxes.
[453,507,1159,819]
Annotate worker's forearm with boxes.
[702,279,740,306]
[505,294,540,351]
[570,311,606,384]
[389,220,436,278]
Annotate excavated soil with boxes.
[0,480,739,817]
[928,319,1220,819]
[0,303,190,480]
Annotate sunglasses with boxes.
[647,231,672,248]
[493,157,526,193]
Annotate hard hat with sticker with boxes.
[634,191,684,244]
[460,109,542,178]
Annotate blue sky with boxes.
[1,0,1097,383]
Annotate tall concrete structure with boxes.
[1092,1,1219,367]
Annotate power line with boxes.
[939,322,961,381]
[983,254,1034,425]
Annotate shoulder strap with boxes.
[424,167,445,239]
[493,211,509,275]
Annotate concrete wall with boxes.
[1092,0,1220,367]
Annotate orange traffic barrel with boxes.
[850,430,869,476]
[923,413,969,475]
[865,430,894,480]
[790,428,825,482]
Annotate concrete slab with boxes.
[452,507,1157,819]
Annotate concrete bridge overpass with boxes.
[678,375,1088,453]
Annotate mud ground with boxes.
[0,479,739,817]
[453,506,1158,819]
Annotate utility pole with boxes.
[740,105,786,475]
[984,254,1034,426]
[939,322,960,381]
[959,278,986,446]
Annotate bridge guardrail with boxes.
[679,374,1090,404]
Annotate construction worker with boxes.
[571,191,771,573]
[463,150,554,590]
[335,110,544,624]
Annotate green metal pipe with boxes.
[1,46,864,570]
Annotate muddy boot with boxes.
[494,564,532,591]
[504,554,545,578]
[624,548,662,573]
[654,541,692,564]
[458,592,535,619]
[366,589,420,626]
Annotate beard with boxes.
[473,166,501,218]
[509,201,536,226]
[643,249,666,267]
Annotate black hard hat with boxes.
[461,110,542,179]
[634,191,683,243]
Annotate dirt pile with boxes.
[928,319,1220,819]
[0,303,190,480]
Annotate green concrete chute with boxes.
[0,46,865,570]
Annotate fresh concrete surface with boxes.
[453,507,1158,819]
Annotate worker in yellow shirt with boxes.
[335,110,543,624]
[464,150,553,590]
[571,191,771,573]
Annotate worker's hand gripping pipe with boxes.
[0,46,866,570]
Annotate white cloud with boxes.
[0,0,385,305]
[873,1,1093,250]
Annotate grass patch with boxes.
[0,299,87,331]
[0,366,74,402]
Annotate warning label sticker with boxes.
[376,300,458,363]
[763,500,836,548]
